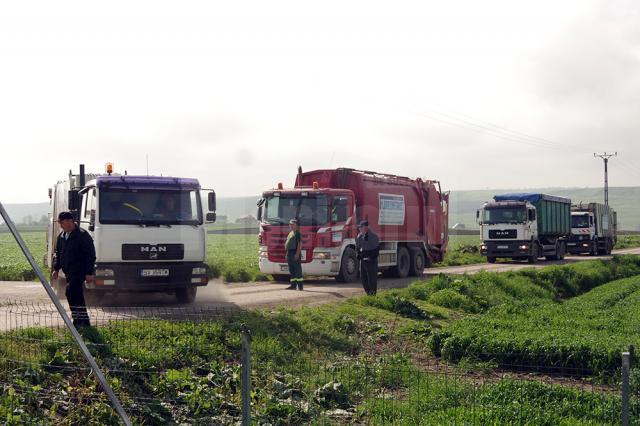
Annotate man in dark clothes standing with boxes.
[356,220,380,296]
[285,219,304,290]
[51,211,96,327]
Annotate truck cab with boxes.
[257,186,359,282]
[568,211,597,255]
[478,201,538,262]
[47,167,217,303]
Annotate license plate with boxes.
[280,265,289,272]
[140,268,170,277]
[497,245,509,249]
[567,243,576,246]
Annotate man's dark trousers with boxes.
[65,276,90,327]
[360,258,378,295]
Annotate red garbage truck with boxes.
[257,167,449,282]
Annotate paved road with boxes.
[1,247,639,330]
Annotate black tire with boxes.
[272,274,290,283]
[84,289,105,306]
[606,239,613,255]
[336,247,359,283]
[409,248,426,277]
[176,287,197,304]
[487,257,496,264]
[393,246,411,278]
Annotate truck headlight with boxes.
[518,245,529,250]
[480,245,487,250]
[259,251,269,258]
[313,252,331,260]
[95,268,115,277]
[192,267,207,275]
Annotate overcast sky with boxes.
[1,0,639,203]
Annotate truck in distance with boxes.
[477,193,571,264]
[567,202,617,256]
[257,167,449,282]
[46,164,217,304]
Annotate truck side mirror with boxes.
[528,210,536,221]
[476,209,481,224]
[208,191,216,212]
[206,212,217,223]
[257,205,263,221]
[68,190,80,211]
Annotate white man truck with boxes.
[567,202,617,256]
[45,164,217,303]
[477,193,571,264]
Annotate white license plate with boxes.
[280,265,289,272]
[567,243,576,246]
[497,245,509,249]
[140,268,170,277]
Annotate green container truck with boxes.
[568,202,617,255]
[477,193,571,264]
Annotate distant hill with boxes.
[3,186,638,230]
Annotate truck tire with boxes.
[606,239,613,255]
[85,289,105,306]
[336,247,359,283]
[176,287,197,304]
[409,248,426,277]
[590,241,598,256]
[487,257,496,264]
[393,246,411,278]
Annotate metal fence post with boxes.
[622,351,630,426]
[0,202,132,426]
[241,324,252,426]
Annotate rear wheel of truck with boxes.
[393,246,411,278]
[85,289,105,306]
[409,248,426,277]
[487,257,496,264]
[176,287,197,304]
[336,247,359,283]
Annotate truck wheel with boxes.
[409,249,426,277]
[606,240,613,255]
[393,246,411,278]
[176,287,197,304]
[487,257,496,264]
[85,289,104,306]
[590,241,598,256]
[527,245,538,264]
[336,247,359,283]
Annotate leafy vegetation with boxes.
[429,274,640,374]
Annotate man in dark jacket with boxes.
[356,220,380,296]
[51,211,96,327]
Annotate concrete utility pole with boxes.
[594,152,617,207]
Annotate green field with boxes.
[430,273,640,374]
[2,258,638,423]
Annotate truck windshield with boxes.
[482,207,526,224]
[571,214,590,228]
[99,188,202,225]
[263,195,329,226]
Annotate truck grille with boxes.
[122,244,185,260]
[488,229,517,239]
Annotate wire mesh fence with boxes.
[0,301,637,425]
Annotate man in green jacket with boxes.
[285,219,304,290]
